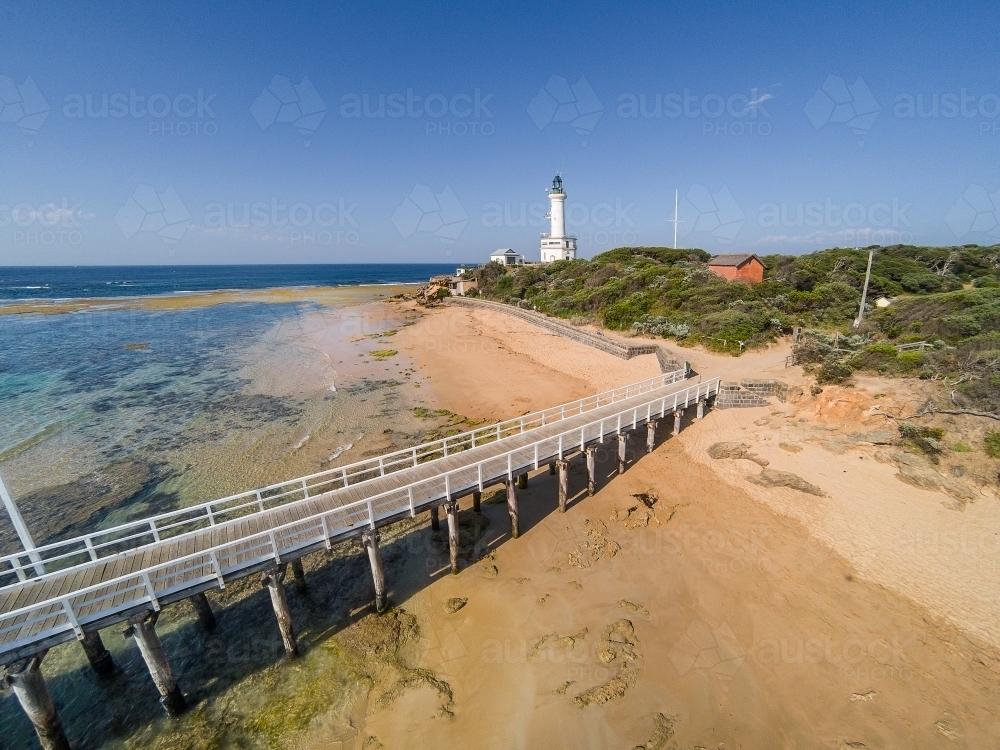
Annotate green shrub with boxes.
[900,423,945,461]
[816,356,854,384]
[901,273,944,293]
[952,442,971,452]
[850,343,898,371]
[986,432,1000,458]
[896,351,924,372]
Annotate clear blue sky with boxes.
[2,0,999,265]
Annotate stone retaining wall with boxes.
[739,379,788,403]
[713,382,771,409]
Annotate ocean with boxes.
[0,264,457,301]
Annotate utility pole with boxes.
[0,472,45,576]
[666,189,684,249]
[854,247,875,329]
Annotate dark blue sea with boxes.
[0,264,458,301]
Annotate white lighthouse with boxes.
[540,175,577,263]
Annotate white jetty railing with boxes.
[0,377,719,657]
[0,368,687,585]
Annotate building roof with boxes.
[708,253,764,268]
[490,248,521,257]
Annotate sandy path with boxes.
[389,302,661,421]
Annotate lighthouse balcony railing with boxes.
[540,233,577,239]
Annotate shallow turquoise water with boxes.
[0,302,339,550]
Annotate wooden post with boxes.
[362,530,388,613]
[261,567,298,659]
[697,398,705,419]
[506,477,520,539]
[557,459,569,513]
[4,653,71,750]
[586,445,597,496]
[548,462,556,475]
[125,611,186,716]
[79,630,114,675]
[190,592,217,632]
[646,420,658,454]
[673,409,683,436]
[445,500,460,575]
[430,505,440,531]
[517,472,528,489]
[290,558,307,592]
[617,433,628,474]
[472,490,481,513]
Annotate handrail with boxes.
[0,377,720,656]
[0,369,687,583]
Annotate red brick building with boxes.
[708,253,765,284]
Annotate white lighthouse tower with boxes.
[540,175,577,263]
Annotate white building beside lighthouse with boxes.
[540,175,577,262]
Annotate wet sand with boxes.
[0,284,416,316]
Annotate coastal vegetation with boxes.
[471,244,1000,411]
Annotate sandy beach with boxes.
[358,300,1000,748]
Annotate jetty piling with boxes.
[290,559,307,592]
[673,409,683,436]
[4,653,71,750]
[190,592,217,633]
[697,398,705,419]
[363,530,388,614]
[557,459,569,512]
[517,473,528,489]
[125,611,186,716]
[261,567,297,659]
[585,445,597,496]
[472,490,481,513]
[79,630,114,675]
[445,500,460,574]
[646,420,658,454]
[506,477,520,538]
[617,433,628,474]
[430,505,440,532]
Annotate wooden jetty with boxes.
[0,370,718,746]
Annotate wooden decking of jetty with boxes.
[0,375,718,667]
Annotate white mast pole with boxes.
[0,472,45,576]
[666,189,684,249]
[674,189,679,249]
[854,247,875,329]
